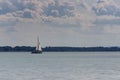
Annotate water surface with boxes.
[0,52,120,80]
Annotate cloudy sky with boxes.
[0,0,120,47]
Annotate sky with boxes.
[0,0,120,47]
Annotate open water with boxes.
[0,52,120,80]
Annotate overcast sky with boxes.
[0,0,120,47]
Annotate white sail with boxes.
[38,43,42,51]
[31,37,42,53]
[36,37,42,51]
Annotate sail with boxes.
[31,37,42,54]
[36,37,42,51]
[38,43,42,51]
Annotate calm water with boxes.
[0,52,120,80]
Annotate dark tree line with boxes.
[0,46,35,52]
[0,46,120,52]
[44,47,120,52]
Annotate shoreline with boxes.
[0,46,120,52]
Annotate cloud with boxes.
[91,0,120,34]
[0,0,95,29]
[43,0,75,17]
[92,0,120,17]
[0,0,119,31]
[0,0,53,17]
[40,0,95,30]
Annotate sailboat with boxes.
[31,37,42,54]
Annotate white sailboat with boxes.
[31,37,42,54]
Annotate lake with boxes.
[0,52,120,80]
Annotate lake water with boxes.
[0,52,120,80]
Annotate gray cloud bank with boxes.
[0,0,94,30]
[0,0,120,33]
[0,0,76,18]
[0,0,119,24]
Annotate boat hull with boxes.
[31,50,42,54]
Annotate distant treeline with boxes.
[0,46,120,52]
[0,46,35,52]
[44,47,120,52]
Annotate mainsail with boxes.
[36,37,42,51]
[31,37,42,54]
